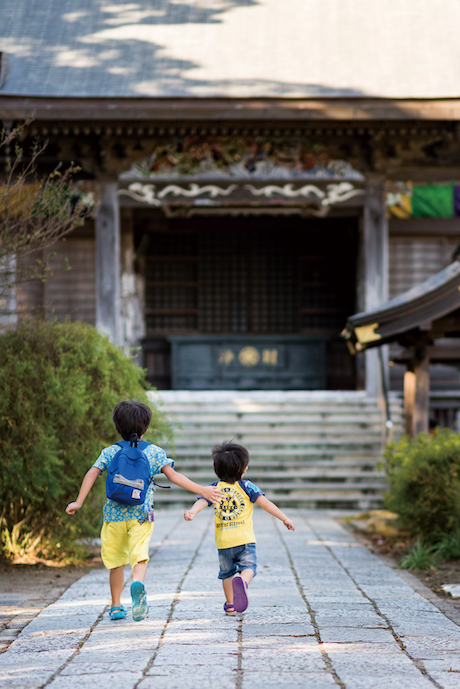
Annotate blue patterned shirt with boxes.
[93,443,174,522]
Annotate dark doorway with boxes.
[137,213,359,390]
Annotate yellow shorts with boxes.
[100,519,154,570]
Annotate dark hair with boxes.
[112,400,152,441]
[212,441,249,483]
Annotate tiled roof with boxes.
[1,0,459,99]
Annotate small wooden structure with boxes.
[343,261,460,435]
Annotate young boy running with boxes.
[184,441,294,615]
[66,400,223,622]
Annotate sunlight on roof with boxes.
[62,12,90,23]
[53,48,99,68]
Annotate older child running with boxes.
[184,441,294,615]
[66,400,223,622]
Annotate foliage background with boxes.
[0,320,173,563]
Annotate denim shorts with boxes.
[218,543,257,580]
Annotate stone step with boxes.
[171,449,384,460]
[163,405,396,415]
[155,390,400,402]
[152,490,384,509]
[172,443,382,453]
[171,433,382,444]
[162,399,403,407]
[164,416,382,434]
[160,401,403,410]
[154,482,385,498]
[156,469,386,481]
[166,418,386,428]
[152,390,401,509]
[171,459,383,470]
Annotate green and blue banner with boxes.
[386,182,460,219]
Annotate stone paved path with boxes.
[1,510,460,689]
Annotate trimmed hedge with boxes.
[0,320,172,562]
[383,428,460,539]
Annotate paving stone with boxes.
[0,630,20,640]
[140,671,236,689]
[48,672,143,689]
[426,675,460,689]
[5,631,84,654]
[242,622,315,638]
[0,668,56,688]
[19,614,97,636]
[241,671,336,689]
[336,675,434,689]
[6,616,36,628]
[0,683,47,689]
[319,627,395,643]
[73,649,154,665]
[153,644,238,667]
[242,646,325,673]
[60,662,140,675]
[1,510,460,688]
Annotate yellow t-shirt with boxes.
[205,480,264,550]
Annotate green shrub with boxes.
[399,538,439,570]
[383,428,460,539]
[0,320,173,563]
[435,528,460,561]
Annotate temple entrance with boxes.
[138,212,359,390]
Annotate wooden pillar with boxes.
[404,369,416,435]
[413,347,430,436]
[95,181,121,344]
[120,208,145,357]
[363,175,389,397]
[404,348,430,436]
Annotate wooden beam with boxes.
[395,344,460,364]
[2,96,460,121]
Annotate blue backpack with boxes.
[106,434,152,506]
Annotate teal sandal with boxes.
[131,581,148,621]
[109,605,127,620]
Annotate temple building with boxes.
[2,1,460,505]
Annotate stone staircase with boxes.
[148,390,403,510]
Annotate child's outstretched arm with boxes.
[161,464,224,505]
[184,498,208,522]
[256,495,295,531]
[66,467,101,514]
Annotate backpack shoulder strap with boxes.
[137,440,151,451]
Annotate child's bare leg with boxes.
[132,560,147,582]
[223,569,253,605]
[109,565,125,607]
[240,569,254,587]
[222,577,234,605]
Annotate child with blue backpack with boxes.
[66,400,224,622]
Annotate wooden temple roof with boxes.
[343,261,460,353]
[1,0,460,102]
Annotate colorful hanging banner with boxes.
[386,182,460,219]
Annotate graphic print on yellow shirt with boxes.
[203,480,264,549]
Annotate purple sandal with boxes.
[232,574,248,612]
[224,602,236,616]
